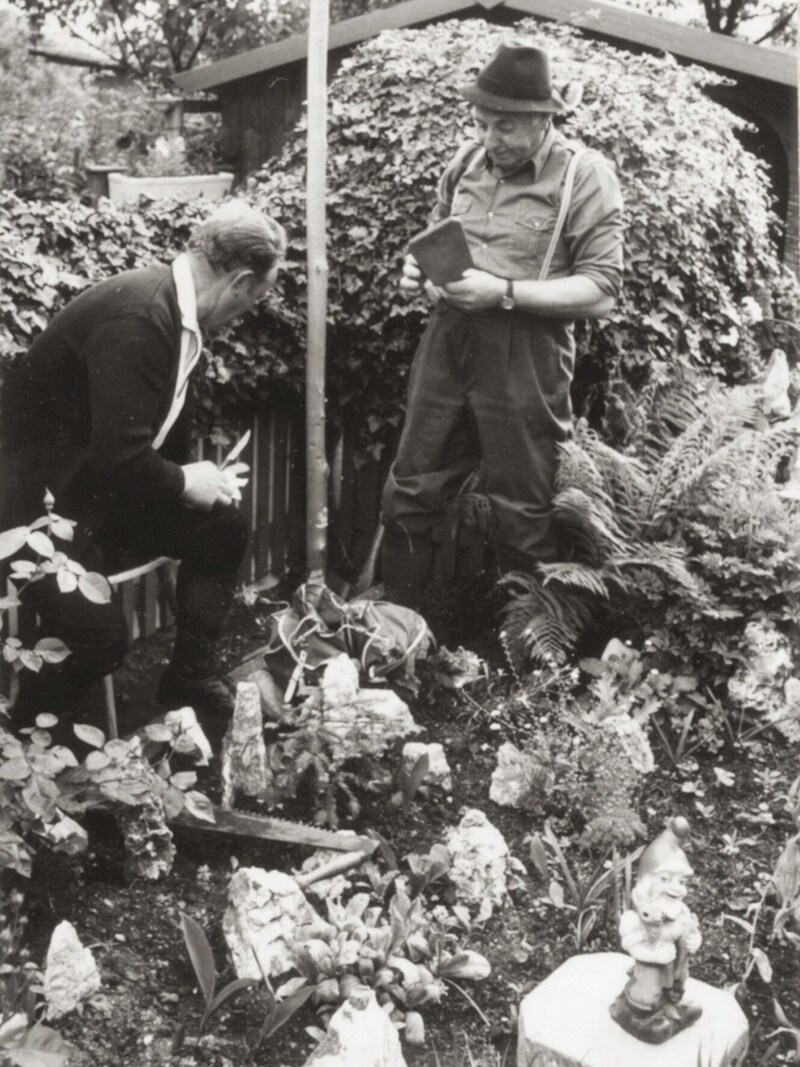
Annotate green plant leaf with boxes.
[180,912,216,1008]
[205,977,258,1021]
[5,1022,71,1067]
[73,724,105,749]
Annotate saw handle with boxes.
[295,849,372,890]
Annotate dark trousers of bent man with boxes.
[381,304,572,602]
[16,500,248,708]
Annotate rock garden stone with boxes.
[518,953,748,1067]
[402,742,452,792]
[303,985,407,1067]
[221,681,269,806]
[118,797,175,882]
[489,742,538,807]
[308,675,421,763]
[445,808,508,909]
[728,619,800,741]
[224,867,322,980]
[321,654,360,707]
[44,921,101,1020]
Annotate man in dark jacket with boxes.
[2,200,286,721]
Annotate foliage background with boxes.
[1,17,796,449]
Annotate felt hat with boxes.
[638,816,695,879]
[458,43,583,114]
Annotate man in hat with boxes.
[611,816,703,1043]
[1,201,286,726]
[381,42,624,607]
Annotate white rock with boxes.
[489,742,538,808]
[221,681,268,805]
[319,688,421,762]
[518,953,748,1067]
[223,868,322,979]
[321,654,360,707]
[303,986,407,1067]
[728,619,800,741]
[445,809,508,910]
[117,798,175,882]
[44,921,101,1020]
[402,742,452,792]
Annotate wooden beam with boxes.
[173,0,795,93]
[174,806,378,853]
[510,0,796,85]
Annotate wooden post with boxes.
[305,0,330,580]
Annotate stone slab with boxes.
[518,953,748,1067]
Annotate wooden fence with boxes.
[197,405,394,589]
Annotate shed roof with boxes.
[173,0,796,93]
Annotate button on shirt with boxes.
[431,127,624,294]
[152,253,203,452]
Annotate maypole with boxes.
[305,0,330,579]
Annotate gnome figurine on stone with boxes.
[610,816,703,1044]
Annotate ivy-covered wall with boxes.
[1,19,796,454]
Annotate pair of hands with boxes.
[401,255,506,312]
[180,461,249,510]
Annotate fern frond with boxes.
[553,487,628,562]
[538,561,611,599]
[499,571,595,667]
[572,423,649,536]
[646,388,763,526]
[634,368,708,467]
[607,541,701,594]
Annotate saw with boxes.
[173,805,376,854]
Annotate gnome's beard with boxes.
[632,881,685,925]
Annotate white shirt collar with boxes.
[172,252,201,337]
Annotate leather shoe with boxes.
[157,670,235,719]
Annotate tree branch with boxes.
[754,5,797,41]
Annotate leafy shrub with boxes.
[1,16,794,450]
[0,193,298,427]
[0,6,172,201]
[477,664,648,848]
[291,889,490,1045]
[500,362,800,681]
[250,17,796,452]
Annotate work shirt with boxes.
[152,252,203,451]
[430,127,624,295]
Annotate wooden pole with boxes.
[305,0,330,579]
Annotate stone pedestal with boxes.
[518,953,748,1067]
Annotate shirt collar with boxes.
[485,125,556,181]
[172,252,201,336]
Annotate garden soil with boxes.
[21,598,800,1067]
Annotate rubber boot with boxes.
[381,528,434,611]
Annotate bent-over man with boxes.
[1,201,286,723]
[381,42,624,608]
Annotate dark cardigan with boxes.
[1,263,192,551]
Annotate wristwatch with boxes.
[499,279,515,310]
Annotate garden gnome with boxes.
[610,816,702,1044]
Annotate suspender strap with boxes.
[538,148,585,282]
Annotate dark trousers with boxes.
[382,305,572,565]
[20,500,248,690]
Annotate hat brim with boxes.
[458,82,568,114]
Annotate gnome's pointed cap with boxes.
[638,816,694,878]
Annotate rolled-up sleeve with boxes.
[565,151,624,298]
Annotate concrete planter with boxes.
[107,171,234,205]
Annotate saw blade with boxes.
[174,806,377,854]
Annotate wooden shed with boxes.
[174,0,798,273]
